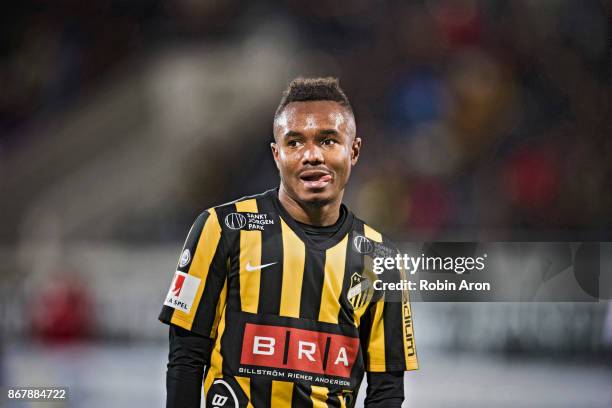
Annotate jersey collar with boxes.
[267,188,355,251]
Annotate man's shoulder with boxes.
[210,189,276,212]
[195,189,278,227]
[352,214,399,252]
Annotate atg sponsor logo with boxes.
[164,271,201,313]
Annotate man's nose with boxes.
[302,143,324,164]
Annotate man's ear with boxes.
[351,137,362,166]
[271,141,280,169]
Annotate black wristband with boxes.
[365,371,404,407]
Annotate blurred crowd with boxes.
[1,0,611,242]
[1,7,611,403]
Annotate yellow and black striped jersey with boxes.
[159,189,418,407]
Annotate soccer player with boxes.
[159,77,418,407]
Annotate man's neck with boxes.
[278,185,343,227]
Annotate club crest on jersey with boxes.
[353,235,373,254]
[347,272,372,309]
[178,249,191,268]
[225,212,275,231]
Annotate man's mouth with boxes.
[299,170,333,189]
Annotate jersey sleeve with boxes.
[360,247,418,372]
[158,208,228,338]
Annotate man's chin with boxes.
[296,190,335,207]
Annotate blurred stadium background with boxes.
[0,0,611,407]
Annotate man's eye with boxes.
[323,139,337,146]
[287,140,300,147]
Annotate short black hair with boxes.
[274,77,354,120]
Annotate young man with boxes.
[159,77,418,407]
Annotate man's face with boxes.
[271,100,361,205]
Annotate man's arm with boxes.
[360,239,418,407]
[166,324,214,408]
[159,209,228,406]
[365,371,404,408]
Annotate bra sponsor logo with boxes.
[240,323,359,379]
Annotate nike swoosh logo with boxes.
[245,262,277,272]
